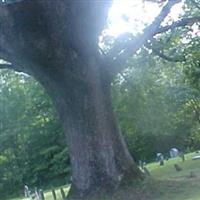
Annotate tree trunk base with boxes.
[66,171,144,200]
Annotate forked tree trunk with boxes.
[37,56,143,199]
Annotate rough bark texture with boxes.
[53,61,143,199]
[0,0,143,199]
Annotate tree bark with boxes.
[34,56,143,199]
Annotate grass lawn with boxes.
[9,152,200,200]
[147,152,200,200]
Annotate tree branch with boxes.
[0,63,12,69]
[0,62,30,73]
[145,41,186,62]
[191,0,200,10]
[150,47,185,62]
[108,0,182,75]
[155,16,200,34]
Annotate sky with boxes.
[107,0,183,36]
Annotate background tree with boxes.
[112,47,200,161]
[0,70,70,198]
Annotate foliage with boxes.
[112,47,200,162]
[0,70,70,199]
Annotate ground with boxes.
[9,152,200,200]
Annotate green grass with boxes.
[146,152,200,200]
[148,152,199,179]
[9,152,200,200]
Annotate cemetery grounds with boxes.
[9,152,200,200]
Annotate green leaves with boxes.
[0,70,70,198]
[112,42,200,161]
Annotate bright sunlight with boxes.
[107,0,183,36]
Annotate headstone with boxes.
[31,193,36,200]
[34,187,40,200]
[139,160,145,169]
[156,153,162,162]
[60,188,65,200]
[39,189,45,200]
[192,155,200,160]
[170,148,179,158]
[24,185,30,197]
[160,159,164,166]
[174,164,182,172]
[143,167,150,177]
[156,153,164,165]
[52,189,57,200]
[156,153,164,166]
[179,152,185,162]
[189,171,196,178]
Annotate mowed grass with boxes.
[148,152,200,179]
[146,152,200,200]
[9,152,200,200]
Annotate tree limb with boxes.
[109,16,200,68]
[150,47,185,62]
[155,16,200,34]
[191,0,200,10]
[148,16,200,62]
[145,41,186,62]
[108,0,182,75]
[0,63,12,69]
[0,62,29,73]
[108,2,200,77]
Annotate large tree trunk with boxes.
[36,56,143,199]
[0,1,143,199]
